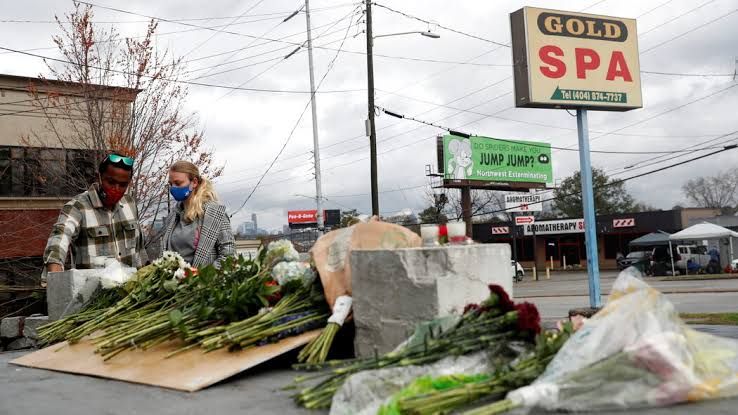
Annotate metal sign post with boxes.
[511,212,518,264]
[576,109,601,308]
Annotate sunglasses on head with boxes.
[107,154,134,167]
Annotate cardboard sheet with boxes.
[10,330,319,392]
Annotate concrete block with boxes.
[0,316,24,338]
[7,337,36,350]
[46,269,104,321]
[352,244,512,357]
[23,316,49,340]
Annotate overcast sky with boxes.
[1,0,737,231]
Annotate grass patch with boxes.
[659,274,738,282]
[680,312,738,325]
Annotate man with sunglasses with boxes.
[43,153,148,279]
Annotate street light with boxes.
[365,0,440,217]
[374,30,442,39]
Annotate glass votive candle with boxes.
[420,224,440,247]
[447,221,467,244]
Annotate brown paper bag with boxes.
[311,218,421,308]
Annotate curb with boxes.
[517,289,738,299]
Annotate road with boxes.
[514,270,738,319]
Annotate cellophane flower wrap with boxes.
[505,268,738,412]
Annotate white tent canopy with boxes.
[668,222,737,275]
[669,222,738,240]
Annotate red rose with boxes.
[463,303,481,314]
[487,284,515,312]
[514,302,542,336]
[265,280,282,304]
[439,224,448,237]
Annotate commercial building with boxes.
[474,208,733,270]
[0,74,139,283]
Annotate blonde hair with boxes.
[170,160,218,223]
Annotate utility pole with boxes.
[365,0,379,217]
[305,0,325,234]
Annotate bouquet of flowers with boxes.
[469,270,738,414]
[291,284,541,410]
[38,241,330,361]
[381,320,575,415]
[38,255,185,345]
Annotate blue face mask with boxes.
[170,184,192,202]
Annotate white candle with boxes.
[447,221,467,244]
[420,224,440,246]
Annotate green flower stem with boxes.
[463,399,519,415]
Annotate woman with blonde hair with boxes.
[161,161,235,267]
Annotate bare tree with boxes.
[682,168,738,214]
[423,187,510,223]
[23,3,223,234]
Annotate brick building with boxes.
[0,74,139,284]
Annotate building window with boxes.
[0,145,95,197]
[0,148,10,196]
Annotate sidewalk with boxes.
[2,325,738,415]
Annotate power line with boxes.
[188,2,360,81]
[220,69,738,185]
[186,24,358,81]
[319,77,738,178]
[375,88,735,137]
[229,1,738,211]
[180,0,268,59]
[374,105,738,155]
[579,0,609,12]
[326,142,738,223]
[219,74,515,180]
[71,1,516,68]
[641,70,734,77]
[639,0,717,37]
[642,7,738,54]
[636,0,676,19]
[214,5,361,101]
[381,144,738,226]
[0,46,365,94]
[372,2,508,47]
[0,5,357,58]
[0,3,360,24]
[228,8,355,217]
[604,130,738,177]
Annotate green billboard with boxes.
[441,135,553,184]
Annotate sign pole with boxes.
[512,212,518,264]
[532,225,537,271]
[576,109,601,308]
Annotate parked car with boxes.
[512,261,525,282]
[617,251,652,272]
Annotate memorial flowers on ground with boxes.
[291,284,542,410]
[38,242,329,359]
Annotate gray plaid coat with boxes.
[161,201,235,267]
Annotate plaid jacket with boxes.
[161,201,235,267]
[44,184,148,269]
